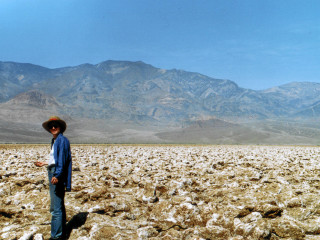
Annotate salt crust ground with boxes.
[2,144,320,239]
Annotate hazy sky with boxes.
[1,0,319,90]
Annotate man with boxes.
[35,116,72,240]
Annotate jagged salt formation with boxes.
[2,145,320,239]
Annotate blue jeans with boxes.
[48,166,66,239]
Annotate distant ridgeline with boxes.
[1,60,320,144]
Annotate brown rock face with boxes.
[2,144,320,239]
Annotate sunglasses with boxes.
[48,122,60,129]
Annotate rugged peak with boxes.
[0,61,49,73]
[95,60,156,71]
[9,90,59,108]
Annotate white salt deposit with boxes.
[2,144,320,239]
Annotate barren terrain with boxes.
[2,144,320,239]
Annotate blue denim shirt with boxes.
[53,133,72,191]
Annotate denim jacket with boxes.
[53,133,72,191]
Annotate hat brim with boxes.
[42,119,67,133]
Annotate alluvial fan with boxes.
[2,144,320,239]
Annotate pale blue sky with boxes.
[0,0,319,90]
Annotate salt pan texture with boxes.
[1,144,320,239]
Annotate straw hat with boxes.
[42,116,67,133]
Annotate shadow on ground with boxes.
[66,212,89,239]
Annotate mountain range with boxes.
[1,60,320,144]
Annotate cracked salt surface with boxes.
[3,144,320,239]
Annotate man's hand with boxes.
[51,177,58,185]
[35,161,48,167]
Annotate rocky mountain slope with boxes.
[1,60,320,143]
[3,60,320,121]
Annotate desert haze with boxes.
[2,144,320,239]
